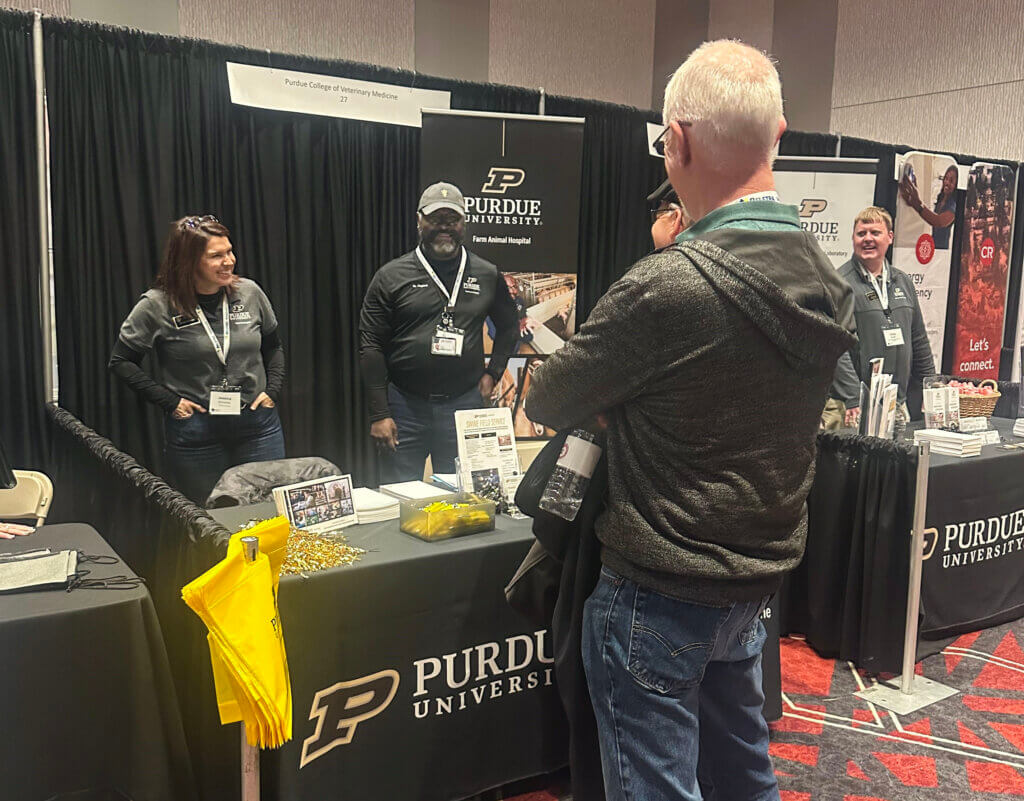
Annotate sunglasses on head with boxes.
[183,215,219,229]
[652,121,692,157]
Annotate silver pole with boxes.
[900,440,930,694]
[33,11,55,404]
[239,535,261,801]
[538,86,545,116]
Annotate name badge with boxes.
[431,327,464,357]
[882,323,905,348]
[209,385,242,415]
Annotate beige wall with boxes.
[831,0,1024,160]
[179,0,415,69]
[708,0,773,53]
[489,0,657,108]
[6,0,70,14]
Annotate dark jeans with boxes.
[164,405,285,505]
[583,567,778,801]
[383,383,484,483]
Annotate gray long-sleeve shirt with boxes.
[834,258,935,406]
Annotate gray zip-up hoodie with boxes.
[526,227,856,605]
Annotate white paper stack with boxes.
[378,481,455,501]
[1014,419,1024,438]
[913,429,983,457]
[351,487,401,524]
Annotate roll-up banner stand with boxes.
[421,110,584,438]
[773,157,879,269]
[893,151,961,368]
[950,163,1017,380]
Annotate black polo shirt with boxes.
[359,247,518,419]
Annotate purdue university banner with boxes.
[773,156,878,270]
[421,109,584,356]
[950,163,1017,380]
[921,455,1024,637]
[893,151,961,367]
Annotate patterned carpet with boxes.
[771,618,1024,800]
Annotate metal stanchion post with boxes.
[856,441,958,713]
[240,536,261,801]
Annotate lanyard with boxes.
[195,293,230,367]
[415,246,467,310]
[862,263,890,312]
[731,191,781,204]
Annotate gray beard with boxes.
[423,239,460,259]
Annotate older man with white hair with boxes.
[527,40,856,800]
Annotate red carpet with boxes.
[771,617,1024,800]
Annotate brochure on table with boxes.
[272,474,358,533]
[454,408,521,500]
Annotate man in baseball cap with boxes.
[359,181,519,481]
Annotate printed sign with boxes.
[893,151,960,367]
[773,157,879,269]
[950,163,1016,379]
[226,62,450,127]
[421,110,584,356]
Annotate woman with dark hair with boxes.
[109,215,286,503]
[900,164,958,249]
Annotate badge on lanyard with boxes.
[196,294,242,414]
[417,247,468,358]
[209,383,243,415]
[882,321,905,348]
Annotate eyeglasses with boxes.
[650,203,680,225]
[652,121,692,157]
[183,215,219,229]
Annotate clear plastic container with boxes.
[399,492,496,541]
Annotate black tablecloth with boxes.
[206,504,782,800]
[0,524,195,801]
[919,417,1024,637]
[211,505,568,801]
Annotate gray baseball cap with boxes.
[418,182,466,217]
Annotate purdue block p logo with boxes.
[481,167,525,194]
[300,670,400,768]
[798,199,828,217]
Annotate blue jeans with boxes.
[383,383,484,483]
[583,567,779,801]
[164,405,285,505]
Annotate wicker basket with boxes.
[958,379,1000,418]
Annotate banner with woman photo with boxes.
[893,151,960,367]
[950,163,1017,380]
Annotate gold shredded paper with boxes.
[239,520,365,574]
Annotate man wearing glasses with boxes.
[527,41,855,801]
[648,178,692,249]
[359,182,519,482]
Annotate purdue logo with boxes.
[798,199,828,217]
[300,670,400,767]
[481,167,525,194]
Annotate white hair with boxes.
[662,40,783,170]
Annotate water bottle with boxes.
[539,430,603,521]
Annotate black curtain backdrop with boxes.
[0,10,47,470]
[43,20,563,487]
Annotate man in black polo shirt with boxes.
[359,182,519,482]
